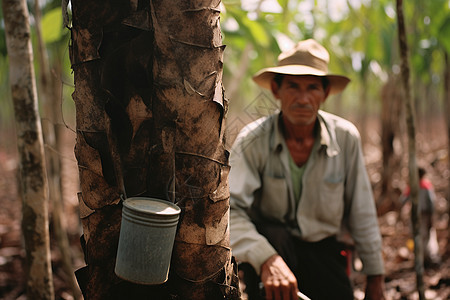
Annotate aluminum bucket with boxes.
[114,197,180,285]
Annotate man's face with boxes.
[271,75,329,126]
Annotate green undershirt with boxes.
[287,121,321,206]
[288,154,306,204]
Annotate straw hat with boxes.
[253,39,350,95]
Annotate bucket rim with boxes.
[123,197,181,216]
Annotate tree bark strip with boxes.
[396,1,425,299]
[70,0,239,298]
[2,0,54,298]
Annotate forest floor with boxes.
[0,117,449,300]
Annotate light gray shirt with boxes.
[229,110,385,275]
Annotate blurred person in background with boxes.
[229,39,386,300]
[400,166,440,267]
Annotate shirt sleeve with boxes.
[343,130,385,275]
[228,132,277,274]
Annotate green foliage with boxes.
[438,16,450,54]
[0,1,73,132]
[1,0,449,128]
[0,54,12,128]
[0,5,11,128]
[220,0,449,117]
[42,7,65,44]
[0,5,7,57]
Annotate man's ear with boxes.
[270,80,279,99]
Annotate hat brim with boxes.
[253,65,350,95]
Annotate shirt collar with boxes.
[317,111,340,157]
[270,110,340,157]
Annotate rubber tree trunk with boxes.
[70,0,240,299]
[396,1,425,299]
[2,0,54,299]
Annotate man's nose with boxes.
[293,89,309,103]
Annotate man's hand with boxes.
[364,275,386,300]
[260,254,298,300]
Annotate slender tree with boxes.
[33,1,81,298]
[396,0,425,299]
[2,0,54,299]
[445,52,450,256]
[70,0,239,298]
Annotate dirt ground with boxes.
[0,117,449,300]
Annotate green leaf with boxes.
[277,0,288,9]
[241,18,270,48]
[224,6,271,48]
[365,32,377,60]
[438,16,450,53]
[42,8,63,44]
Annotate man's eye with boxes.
[309,84,320,90]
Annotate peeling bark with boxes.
[70,0,239,298]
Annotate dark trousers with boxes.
[240,222,354,300]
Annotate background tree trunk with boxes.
[379,74,403,212]
[33,1,81,298]
[2,0,54,299]
[445,52,450,256]
[70,0,239,299]
[358,72,368,146]
[396,1,425,299]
